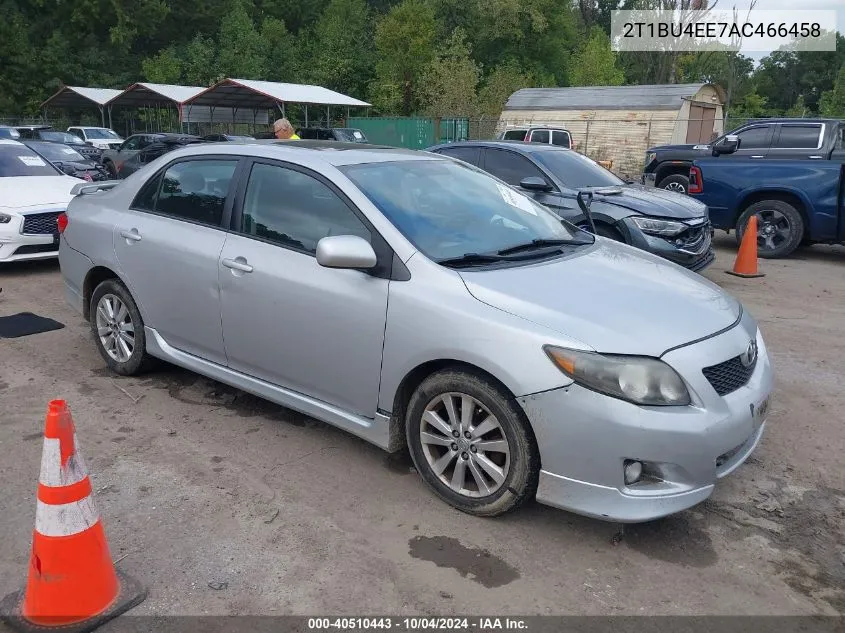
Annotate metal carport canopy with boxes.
[186,78,371,108]
[105,82,206,107]
[41,86,124,109]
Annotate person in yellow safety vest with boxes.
[273,118,300,140]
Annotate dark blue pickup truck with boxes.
[689,119,845,258]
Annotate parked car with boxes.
[428,141,714,271]
[0,140,81,262]
[60,140,772,522]
[202,133,255,142]
[0,125,21,140]
[497,126,574,150]
[14,126,103,163]
[643,118,841,194]
[297,127,369,143]
[23,140,109,182]
[67,126,124,150]
[117,135,208,178]
[101,133,204,178]
[689,123,845,258]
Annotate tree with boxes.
[141,48,182,84]
[260,18,299,83]
[183,36,219,86]
[785,95,807,118]
[419,29,481,116]
[819,66,845,117]
[371,0,437,115]
[310,0,374,98]
[732,90,767,118]
[216,1,265,79]
[477,62,537,116]
[568,26,623,86]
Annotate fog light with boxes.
[624,460,643,485]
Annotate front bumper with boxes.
[0,219,60,263]
[619,216,714,272]
[519,314,773,522]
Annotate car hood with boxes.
[0,176,79,210]
[459,240,740,356]
[589,184,707,220]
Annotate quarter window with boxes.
[240,162,370,253]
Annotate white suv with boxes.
[497,126,575,150]
[67,126,124,150]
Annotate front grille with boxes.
[14,243,58,255]
[22,212,62,235]
[674,222,711,254]
[702,355,756,396]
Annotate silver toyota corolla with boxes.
[59,141,773,522]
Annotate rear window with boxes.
[0,144,61,177]
[502,130,527,141]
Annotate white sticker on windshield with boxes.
[353,131,363,139]
[496,183,537,215]
[19,156,46,167]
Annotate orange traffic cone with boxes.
[726,215,765,278]
[1,400,146,633]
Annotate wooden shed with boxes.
[497,83,726,177]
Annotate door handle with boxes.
[750,155,765,159]
[808,155,823,159]
[119,229,142,242]
[222,257,254,273]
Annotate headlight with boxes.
[0,213,12,224]
[631,216,688,237]
[646,152,656,164]
[544,346,690,406]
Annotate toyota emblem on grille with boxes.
[740,339,758,368]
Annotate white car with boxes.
[67,126,124,150]
[0,140,81,262]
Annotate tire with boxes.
[657,174,689,194]
[594,222,625,242]
[103,160,118,179]
[90,279,153,375]
[405,369,540,517]
[736,200,804,259]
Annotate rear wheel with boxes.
[657,174,689,194]
[736,200,804,259]
[405,369,539,517]
[90,279,153,375]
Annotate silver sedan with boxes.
[58,140,773,522]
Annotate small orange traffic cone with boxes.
[726,215,765,278]
[1,400,146,633]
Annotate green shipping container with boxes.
[347,117,469,150]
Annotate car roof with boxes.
[742,118,841,124]
[500,125,569,130]
[427,140,571,154]
[162,139,441,167]
[70,126,111,130]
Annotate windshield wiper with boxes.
[496,238,573,256]
[437,253,509,268]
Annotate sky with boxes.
[727,0,844,61]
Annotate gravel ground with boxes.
[0,235,843,620]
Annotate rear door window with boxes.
[775,124,822,149]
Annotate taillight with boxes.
[688,166,702,194]
[57,212,68,234]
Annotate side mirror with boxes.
[316,235,377,270]
[519,176,553,192]
[713,134,739,155]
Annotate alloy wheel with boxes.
[664,182,686,193]
[95,294,135,363]
[419,392,511,498]
[755,209,791,252]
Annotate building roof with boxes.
[41,86,124,109]
[187,78,371,109]
[107,83,206,107]
[504,83,724,111]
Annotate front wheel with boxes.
[736,200,804,259]
[405,369,539,517]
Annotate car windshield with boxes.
[40,131,84,144]
[83,128,121,139]
[0,144,61,177]
[340,159,592,262]
[535,150,624,188]
[334,129,367,143]
[29,142,85,162]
